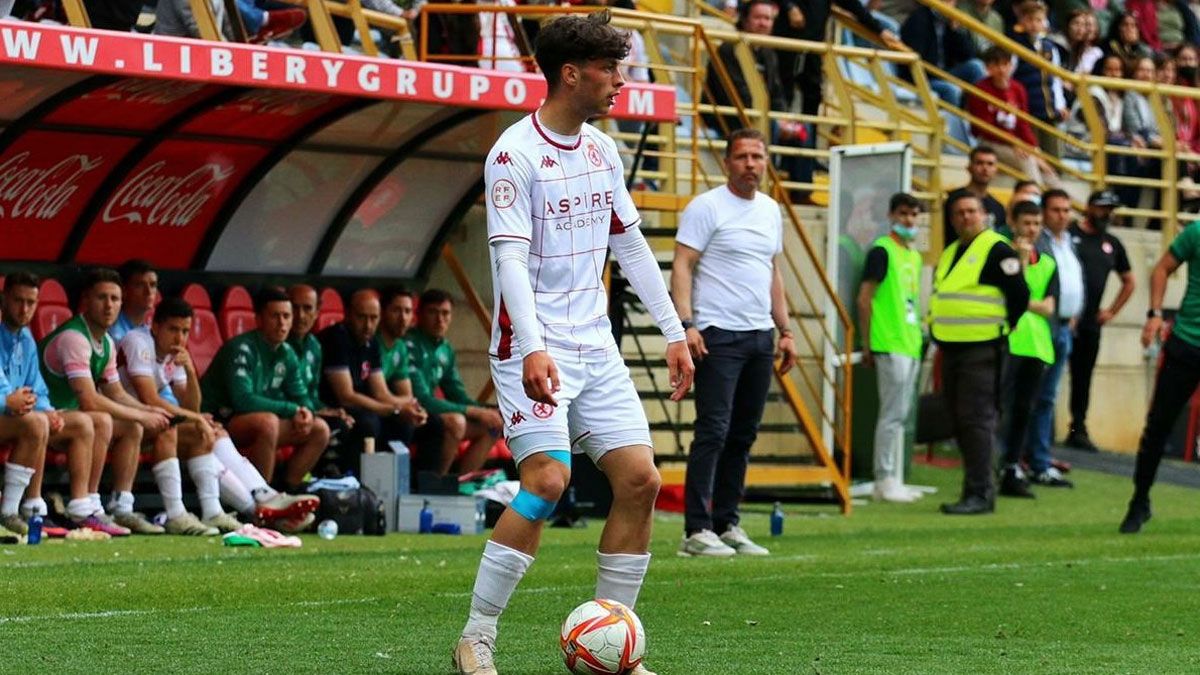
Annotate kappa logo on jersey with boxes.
[492,178,517,210]
[510,411,526,427]
[540,156,557,169]
[585,142,603,168]
[494,152,512,165]
[532,402,554,419]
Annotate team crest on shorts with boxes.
[532,402,554,419]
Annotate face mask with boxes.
[892,222,917,241]
[1180,66,1198,81]
[1024,195,1041,207]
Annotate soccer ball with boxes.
[559,598,645,674]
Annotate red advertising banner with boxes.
[75,140,269,268]
[181,91,350,140]
[43,79,220,131]
[0,131,138,261]
[0,24,677,122]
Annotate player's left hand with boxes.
[777,335,798,374]
[665,341,695,401]
[46,410,65,435]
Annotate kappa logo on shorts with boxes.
[510,411,526,427]
[532,402,554,419]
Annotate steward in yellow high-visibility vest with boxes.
[997,201,1059,499]
[931,193,1030,516]
[856,193,925,504]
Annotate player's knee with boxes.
[614,465,661,504]
[442,413,467,439]
[90,413,112,445]
[22,413,50,443]
[116,419,143,444]
[243,413,280,444]
[311,417,331,444]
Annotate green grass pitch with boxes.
[4,461,1200,674]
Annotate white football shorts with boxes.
[490,354,651,465]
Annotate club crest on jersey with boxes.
[586,142,603,168]
[541,156,557,169]
[494,152,512,165]
[492,179,516,209]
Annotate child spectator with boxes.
[1104,11,1154,61]
[1123,0,1200,53]
[968,46,1061,187]
[1011,0,1069,157]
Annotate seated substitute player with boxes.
[0,355,49,538]
[109,258,158,342]
[201,287,331,494]
[379,285,445,478]
[287,283,355,437]
[318,289,428,465]
[39,268,174,535]
[0,272,113,535]
[409,288,502,476]
[452,12,694,675]
[118,297,317,533]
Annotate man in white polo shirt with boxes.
[672,128,798,557]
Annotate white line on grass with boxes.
[0,596,379,625]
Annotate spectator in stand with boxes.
[1057,9,1104,79]
[1103,11,1154,61]
[407,289,503,476]
[201,287,331,492]
[963,0,1006,56]
[792,0,903,117]
[155,0,229,38]
[82,0,141,31]
[39,269,174,535]
[900,0,985,108]
[1,272,108,536]
[318,290,427,471]
[1011,0,1070,158]
[703,0,786,136]
[1121,55,1165,212]
[944,145,1009,244]
[1172,45,1200,180]
[110,259,156,343]
[479,0,524,72]
[1065,189,1136,452]
[773,0,807,108]
[1074,55,1136,180]
[425,9,481,68]
[967,46,1060,189]
[997,200,1060,499]
[235,0,307,43]
[1124,0,1200,54]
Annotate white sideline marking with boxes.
[434,552,1200,598]
[0,597,378,625]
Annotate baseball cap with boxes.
[1087,190,1121,207]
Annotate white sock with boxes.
[152,459,187,519]
[187,454,224,520]
[20,497,48,519]
[89,492,103,514]
[217,464,256,515]
[1,463,34,516]
[595,552,651,610]
[68,497,94,520]
[108,490,135,516]
[462,540,534,642]
[212,437,273,495]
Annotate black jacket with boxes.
[900,6,976,80]
[703,41,785,133]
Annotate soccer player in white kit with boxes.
[452,11,693,675]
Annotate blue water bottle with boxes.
[27,515,43,545]
[770,502,784,537]
[419,500,434,534]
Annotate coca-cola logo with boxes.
[0,151,103,221]
[101,161,234,227]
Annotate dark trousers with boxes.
[1000,354,1047,466]
[684,328,774,534]
[942,342,1006,502]
[1133,335,1200,503]
[1069,325,1102,431]
[333,409,444,478]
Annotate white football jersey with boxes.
[117,327,186,399]
[485,113,640,364]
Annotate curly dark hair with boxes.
[534,10,630,92]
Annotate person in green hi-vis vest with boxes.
[998,201,1062,499]
[931,194,1030,515]
[856,193,925,504]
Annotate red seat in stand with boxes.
[180,284,222,377]
[219,286,255,340]
[31,279,72,341]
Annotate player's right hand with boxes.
[685,327,708,361]
[5,387,35,416]
[666,341,695,402]
[142,409,172,433]
[522,351,560,406]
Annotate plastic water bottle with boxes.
[419,500,434,534]
[317,519,339,540]
[770,502,785,537]
[27,515,42,545]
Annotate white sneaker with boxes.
[719,525,770,556]
[452,636,498,675]
[873,477,916,503]
[630,664,658,675]
[678,529,737,557]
